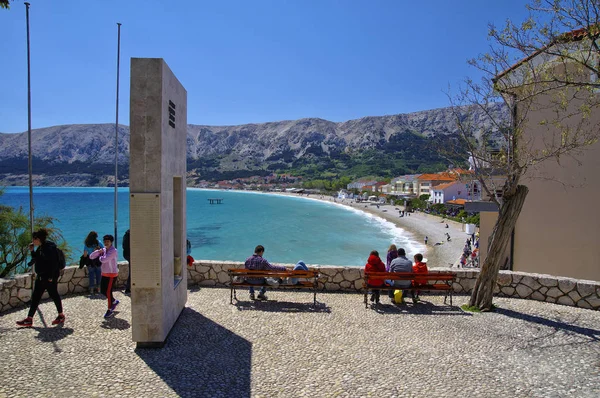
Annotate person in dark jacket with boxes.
[82,231,103,295]
[123,229,131,294]
[16,228,65,327]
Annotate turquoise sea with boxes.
[0,187,423,267]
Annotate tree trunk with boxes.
[469,184,529,310]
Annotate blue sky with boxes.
[0,0,530,133]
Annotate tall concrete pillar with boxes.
[129,58,187,348]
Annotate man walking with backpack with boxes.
[16,228,65,327]
[123,229,131,294]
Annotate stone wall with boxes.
[0,264,130,313]
[2,261,599,313]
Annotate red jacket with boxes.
[412,261,428,286]
[365,254,386,286]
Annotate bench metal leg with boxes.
[364,292,368,308]
[230,285,233,304]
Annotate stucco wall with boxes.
[509,71,600,281]
[2,261,599,313]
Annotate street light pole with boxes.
[114,22,121,248]
[25,2,34,237]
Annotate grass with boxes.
[461,303,498,313]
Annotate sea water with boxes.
[0,187,424,267]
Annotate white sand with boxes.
[275,192,467,268]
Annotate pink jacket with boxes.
[89,246,118,276]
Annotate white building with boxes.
[430,181,471,204]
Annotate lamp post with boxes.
[114,22,121,248]
[25,2,34,237]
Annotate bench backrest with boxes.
[228,269,319,278]
[364,271,455,281]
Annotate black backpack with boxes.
[56,247,66,270]
[123,230,130,261]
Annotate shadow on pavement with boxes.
[101,315,130,330]
[495,307,600,340]
[33,325,74,343]
[136,307,252,398]
[369,300,470,316]
[234,300,331,313]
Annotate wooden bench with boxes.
[363,271,456,308]
[228,268,320,306]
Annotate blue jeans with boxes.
[247,279,266,295]
[291,263,309,284]
[386,280,410,298]
[88,266,102,290]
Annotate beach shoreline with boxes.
[270,191,466,268]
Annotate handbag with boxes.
[394,289,403,303]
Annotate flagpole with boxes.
[25,2,34,237]
[114,22,121,248]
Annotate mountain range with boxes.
[0,103,507,186]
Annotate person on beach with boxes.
[16,229,65,327]
[244,245,286,301]
[365,250,386,304]
[411,253,428,303]
[388,248,413,304]
[386,244,398,272]
[89,235,120,318]
[81,231,103,295]
[424,236,428,245]
[446,233,451,242]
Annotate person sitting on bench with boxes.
[288,260,309,285]
[365,250,386,304]
[388,248,412,303]
[411,253,428,303]
[244,245,286,301]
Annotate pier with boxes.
[208,198,224,204]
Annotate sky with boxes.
[0,0,531,133]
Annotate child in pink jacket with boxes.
[90,234,120,318]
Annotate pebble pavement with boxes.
[1,288,599,398]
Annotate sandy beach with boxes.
[276,192,467,268]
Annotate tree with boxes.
[452,0,600,310]
[0,192,70,277]
[0,0,10,10]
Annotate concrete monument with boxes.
[129,58,188,347]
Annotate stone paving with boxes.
[0,288,599,398]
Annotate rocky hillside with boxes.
[0,103,507,186]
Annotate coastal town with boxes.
[2,1,600,397]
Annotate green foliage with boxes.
[419,194,430,201]
[410,197,428,209]
[302,175,352,192]
[461,304,482,313]
[466,213,480,226]
[461,303,497,312]
[0,191,70,277]
[0,0,9,10]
